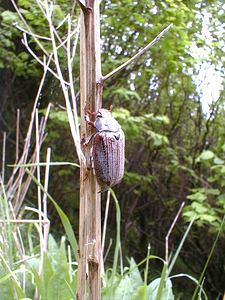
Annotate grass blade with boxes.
[25,168,78,261]
[168,216,195,275]
[191,215,225,300]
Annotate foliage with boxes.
[0,183,215,300]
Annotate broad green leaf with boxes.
[46,273,71,300]
[187,192,207,202]
[213,156,224,165]
[196,150,214,161]
[132,285,147,300]
[147,276,174,300]
[128,257,143,288]
[114,275,133,299]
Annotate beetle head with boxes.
[96,108,111,119]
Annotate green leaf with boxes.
[196,150,214,162]
[191,202,207,214]
[132,285,147,300]
[187,192,207,202]
[213,156,224,165]
[218,194,225,203]
[205,188,220,196]
[46,273,71,300]
[114,275,133,299]
[128,258,143,289]
[147,273,174,300]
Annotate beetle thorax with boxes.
[95,109,121,133]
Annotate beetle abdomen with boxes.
[93,130,125,189]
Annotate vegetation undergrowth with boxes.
[0,170,224,299]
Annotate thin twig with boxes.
[67,15,80,147]
[102,191,110,254]
[165,201,185,263]
[36,0,67,50]
[16,109,20,163]
[103,24,173,82]
[56,27,79,50]
[1,132,6,184]
[10,0,50,57]
[8,162,80,168]
[44,2,84,163]
[42,147,51,252]
[9,201,25,258]
[103,238,112,263]
[7,56,52,198]
[14,24,51,40]
[0,219,49,224]
[71,17,80,62]
[35,109,42,219]
[76,0,87,11]
[0,252,21,285]
[101,190,110,276]
[24,206,48,219]
[21,33,70,84]
[35,109,44,275]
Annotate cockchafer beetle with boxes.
[85,108,125,192]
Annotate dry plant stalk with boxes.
[165,201,185,262]
[78,1,102,298]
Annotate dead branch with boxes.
[103,24,173,82]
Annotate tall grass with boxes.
[0,143,224,299]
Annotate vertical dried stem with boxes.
[35,109,44,274]
[101,190,110,275]
[165,201,185,262]
[11,56,51,214]
[78,1,103,299]
[16,109,20,163]
[42,147,51,252]
[1,132,6,184]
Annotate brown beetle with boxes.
[85,108,125,192]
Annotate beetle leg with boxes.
[84,113,95,128]
[90,147,95,173]
[84,108,97,128]
[82,133,94,146]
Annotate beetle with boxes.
[85,108,125,192]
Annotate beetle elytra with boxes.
[85,108,125,192]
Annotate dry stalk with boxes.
[16,109,20,163]
[1,132,6,184]
[165,201,185,263]
[35,109,45,275]
[103,24,173,81]
[42,147,51,252]
[101,190,111,275]
[7,58,52,211]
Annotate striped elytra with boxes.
[86,108,125,192]
[93,130,125,190]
